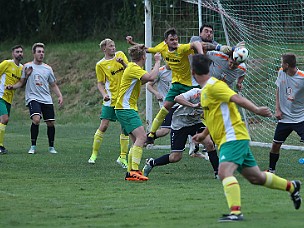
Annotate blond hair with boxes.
[99,38,114,50]
[32,42,45,53]
[128,44,146,61]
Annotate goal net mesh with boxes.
[149,0,304,149]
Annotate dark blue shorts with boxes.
[28,100,55,121]
[170,122,205,152]
[273,121,304,143]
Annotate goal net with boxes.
[146,0,304,150]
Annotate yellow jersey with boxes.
[200,77,250,149]
[148,42,194,86]
[0,59,23,104]
[115,62,147,111]
[96,51,129,106]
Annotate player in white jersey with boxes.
[207,51,246,90]
[142,88,219,179]
[267,53,304,173]
[20,43,63,154]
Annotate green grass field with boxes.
[1,116,303,227]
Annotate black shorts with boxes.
[171,122,205,152]
[161,106,177,128]
[28,100,55,121]
[273,121,304,143]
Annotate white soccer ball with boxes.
[233,47,249,63]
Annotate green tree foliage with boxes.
[0,0,145,43]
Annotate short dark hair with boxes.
[192,54,211,75]
[164,28,177,39]
[199,23,213,33]
[11,45,23,51]
[282,53,296,68]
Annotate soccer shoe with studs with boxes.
[116,156,128,169]
[48,147,58,154]
[218,213,244,222]
[144,133,155,147]
[0,146,8,155]
[88,156,96,164]
[125,170,148,181]
[290,180,302,210]
[142,158,154,177]
[28,146,36,154]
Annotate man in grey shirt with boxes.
[190,23,219,45]
[267,53,304,173]
[22,43,63,154]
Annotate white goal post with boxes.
[145,0,304,151]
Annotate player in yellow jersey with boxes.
[126,28,204,145]
[115,44,161,181]
[0,45,26,154]
[191,54,301,222]
[88,39,130,168]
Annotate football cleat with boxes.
[144,133,155,147]
[218,213,244,222]
[0,146,8,154]
[28,146,36,154]
[142,158,154,177]
[88,157,96,164]
[116,156,128,169]
[125,170,148,181]
[290,180,302,210]
[48,147,58,154]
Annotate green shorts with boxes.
[0,98,11,116]
[115,109,142,135]
[100,105,117,121]
[219,140,257,173]
[165,83,200,102]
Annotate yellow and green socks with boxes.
[90,129,104,160]
[0,123,6,147]
[148,107,169,137]
[222,176,241,215]
[264,172,295,193]
[119,134,129,159]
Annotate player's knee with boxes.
[271,141,282,153]
[169,152,182,163]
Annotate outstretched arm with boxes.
[230,94,272,117]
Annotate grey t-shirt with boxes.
[22,62,56,105]
[207,51,246,88]
[276,69,304,123]
[171,88,203,130]
[155,66,172,107]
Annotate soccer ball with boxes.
[233,47,249,63]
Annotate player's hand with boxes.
[126,36,133,44]
[236,41,246,48]
[275,109,283,120]
[5,85,14,90]
[155,92,163,101]
[256,106,272,117]
[25,66,33,79]
[220,45,232,54]
[58,96,63,107]
[154,52,161,62]
[192,103,201,108]
[192,133,205,144]
[103,94,110,101]
[236,83,243,91]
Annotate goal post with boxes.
[145,0,304,150]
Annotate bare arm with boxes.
[6,66,33,90]
[174,93,200,108]
[141,53,161,84]
[230,94,272,117]
[190,41,204,54]
[192,127,210,144]
[147,80,163,101]
[275,88,282,120]
[236,75,245,91]
[50,82,63,107]
[97,82,110,101]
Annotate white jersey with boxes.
[155,66,172,107]
[276,68,304,123]
[22,62,56,105]
[207,51,246,88]
[171,88,203,130]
